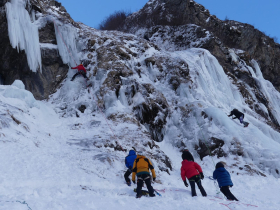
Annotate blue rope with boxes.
[0,200,32,210]
[207,176,215,180]
[16,200,32,210]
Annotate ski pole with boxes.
[154,189,162,197]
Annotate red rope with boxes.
[219,203,233,210]
[212,196,258,209]
[154,188,258,209]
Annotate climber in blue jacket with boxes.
[213,162,239,201]
[124,149,137,186]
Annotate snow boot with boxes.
[134,188,149,196]
[244,122,249,127]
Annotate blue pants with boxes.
[239,115,244,124]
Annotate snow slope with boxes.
[1,50,280,210]
[1,0,280,209]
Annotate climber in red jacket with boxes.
[70,64,89,81]
[181,158,207,197]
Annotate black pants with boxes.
[124,168,132,183]
[71,71,88,81]
[220,186,238,201]
[136,174,154,196]
[188,175,207,197]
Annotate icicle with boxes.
[54,22,79,66]
[5,0,42,72]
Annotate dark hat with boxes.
[182,150,194,161]
[216,162,224,169]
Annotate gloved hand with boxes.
[200,172,204,180]
[183,180,189,187]
[153,177,156,181]
[132,180,136,184]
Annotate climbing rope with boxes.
[182,82,220,194]
[0,200,32,210]
[16,200,32,210]
[52,17,124,151]
[172,51,220,193]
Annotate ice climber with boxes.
[181,155,207,197]
[70,64,89,81]
[213,162,239,201]
[228,108,249,127]
[182,149,194,162]
[124,150,137,186]
[132,151,156,198]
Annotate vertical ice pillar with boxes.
[250,60,280,125]
[5,0,42,72]
[54,23,79,67]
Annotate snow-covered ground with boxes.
[0,77,280,210]
[1,1,280,209]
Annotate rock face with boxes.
[125,0,280,91]
[2,0,280,177]
[123,0,280,131]
[195,137,226,160]
[0,0,69,99]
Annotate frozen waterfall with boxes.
[5,0,42,72]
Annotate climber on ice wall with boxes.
[228,108,249,127]
[70,64,89,81]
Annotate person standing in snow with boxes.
[132,151,156,198]
[213,162,238,201]
[124,149,137,186]
[181,155,207,197]
[228,108,249,127]
[182,149,194,162]
[70,64,89,81]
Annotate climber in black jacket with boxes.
[228,109,249,127]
